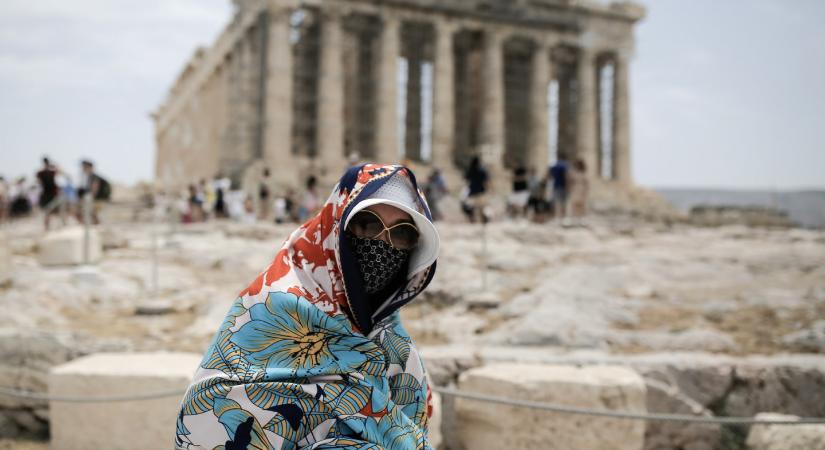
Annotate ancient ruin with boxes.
[153,0,644,191]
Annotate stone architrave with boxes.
[455,363,646,450]
[263,4,296,185]
[317,10,346,180]
[575,48,598,178]
[480,29,506,182]
[375,17,401,164]
[528,41,552,173]
[612,53,632,184]
[49,352,202,450]
[431,19,456,173]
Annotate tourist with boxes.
[258,167,272,221]
[526,167,549,222]
[212,175,229,219]
[568,158,590,221]
[76,159,110,225]
[199,178,214,219]
[36,157,61,230]
[239,194,256,224]
[186,184,203,222]
[176,164,440,448]
[549,158,569,220]
[297,174,320,222]
[424,167,448,221]
[9,177,32,218]
[507,165,530,219]
[464,155,489,223]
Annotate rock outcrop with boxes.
[455,364,646,450]
[37,227,102,266]
[49,352,200,450]
[746,413,825,450]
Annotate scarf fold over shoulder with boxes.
[176,164,437,450]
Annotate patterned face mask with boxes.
[349,234,410,294]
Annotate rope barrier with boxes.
[0,386,187,403]
[433,387,825,425]
[2,384,825,426]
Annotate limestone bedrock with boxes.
[455,363,646,450]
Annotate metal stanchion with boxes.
[481,220,488,291]
[151,204,159,297]
[73,194,100,283]
[82,194,91,265]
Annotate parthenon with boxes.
[154,0,645,191]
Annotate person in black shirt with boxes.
[463,156,489,223]
[508,165,529,219]
[36,157,61,230]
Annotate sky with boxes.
[1,0,824,190]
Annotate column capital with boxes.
[434,17,458,34]
[382,14,401,27]
[539,35,562,51]
[266,0,297,17]
[318,4,344,22]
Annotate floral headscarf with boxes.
[176,164,437,450]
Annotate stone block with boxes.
[642,378,720,450]
[455,363,646,450]
[746,413,825,450]
[37,227,102,266]
[49,352,201,450]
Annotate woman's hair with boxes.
[574,159,586,171]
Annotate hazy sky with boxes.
[1,0,824,190]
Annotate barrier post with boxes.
[82,194,91,265]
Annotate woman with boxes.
[463,156,488,223]
[176,164,440,450]
[568,158,589,219]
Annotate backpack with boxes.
[95,175,111,201]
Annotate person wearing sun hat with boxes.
[176,163,440,450]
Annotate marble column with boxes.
[375,17,401,164]
[317,10,346,178]
[575,48,598,178]
[528,42,551,174]
[480,29,505,180]
[612,54,632,184]
[263,6,295,184]
[431,20,455,172]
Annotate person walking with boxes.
[76,160,110,225]
[548,158,569,220]
[175,164,440,449]
[463,156,489,223]
[507,165,529,219]
[424,167,448,221]
[568,158,590,221]
[36,157,61,230]
[298,174,321,222]
[258,168,273,221]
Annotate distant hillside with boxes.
[655,188,825,229]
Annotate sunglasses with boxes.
[347,209,420,250]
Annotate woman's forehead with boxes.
[365,203,413,224]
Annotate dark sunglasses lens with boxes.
[390,224,419,249]
[349,212,383,237]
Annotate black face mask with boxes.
[348,234,410,295]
